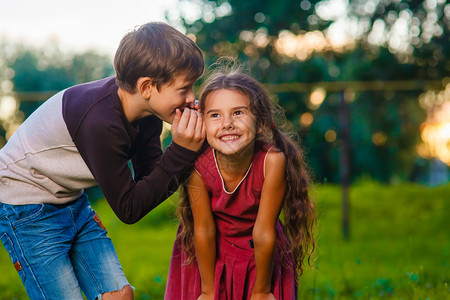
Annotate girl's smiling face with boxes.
[204,89,259,157]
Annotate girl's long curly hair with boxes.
[177,59,316,276]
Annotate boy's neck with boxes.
[117,87,149,123]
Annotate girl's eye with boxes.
[210,113,220,118]
[234,110,243,116]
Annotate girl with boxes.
[165,63,316,300]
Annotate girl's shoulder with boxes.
[255,142,283,162]
[256,141,282,153]
[251,142,284,180]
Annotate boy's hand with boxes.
[171,108,205,152]
[188,99,201,111]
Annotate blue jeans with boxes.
[0,194,131,300]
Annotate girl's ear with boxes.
[257,125,264,134]
[137,77,153,100]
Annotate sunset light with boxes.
[417,82,450,165]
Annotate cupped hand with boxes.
[171,107,205,152]
[188,99,201,111]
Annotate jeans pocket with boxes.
[0,233,26,281]
[0,205,5,222]
[5,204,45,228]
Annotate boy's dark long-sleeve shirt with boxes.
[0,77,197,224]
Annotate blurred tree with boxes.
[8,44,114,93]
[0,41,114,119]
[168,0,448,184]
[70,51,115,84]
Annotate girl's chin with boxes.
[214,140,255,156]
[216,144,243,155]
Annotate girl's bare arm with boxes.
[187,170,216,299]
[251,151,287,299]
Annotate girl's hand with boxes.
[197,293,214,300]
[250,292,277,300]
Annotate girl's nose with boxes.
[222,116,234,130]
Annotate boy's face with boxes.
[204,89,258,156]
[148,73,196,124]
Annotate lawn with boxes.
[0,181,448,299]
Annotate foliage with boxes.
[0,41,114,119]
[0,182,448,299]
[167,0,449,183]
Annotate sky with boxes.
[0,0,354,58]
[0,0,179,57]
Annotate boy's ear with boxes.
[137,77,153,99]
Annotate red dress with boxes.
[165,142,297,300]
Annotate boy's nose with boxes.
[185,90,195,103]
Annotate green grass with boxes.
[299,181,449,299]
[0,182,448,299]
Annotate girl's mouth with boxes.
[220,135,239,141]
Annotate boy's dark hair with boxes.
[114,22,204,92]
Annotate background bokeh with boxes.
[0,0,448,299]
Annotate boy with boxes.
[0,22,205,300]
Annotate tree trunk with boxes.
[339,91,351,240]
